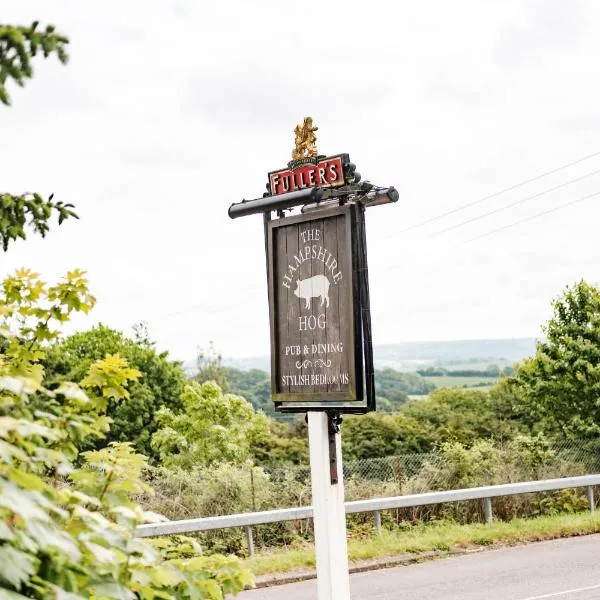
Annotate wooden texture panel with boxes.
[268,206,359,403]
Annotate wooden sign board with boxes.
[266,204,373,412]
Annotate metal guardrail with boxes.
[135,474,600,555]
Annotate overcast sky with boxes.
[2,0,599,360]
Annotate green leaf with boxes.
[151,565,185,587]
[0,480,51,522]
[0,518,15,541]
[84,541,119,565]
[0,589,31,599]
[26,519,81,561]
[49,585,86,600]
[0,545,37,588]
[89,582,136,600]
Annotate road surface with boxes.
[239,535,600,599]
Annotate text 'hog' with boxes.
[293,275,330,309]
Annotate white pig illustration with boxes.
[293,275,330,309]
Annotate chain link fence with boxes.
[260,439,600,505]
[141,439,600,553]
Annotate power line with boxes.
[148,152,600,322]
[150,282,264,321]
[379,189,599,274]
[382,149,600,239]
[458,189,600,246]
[152,174,599,320]
[425,168,600,239]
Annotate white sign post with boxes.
[308,411,351,600]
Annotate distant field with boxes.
[423,375,498,389]
[435,359,513,371]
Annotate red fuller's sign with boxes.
[269,155,345,196]
[267,117,359,197]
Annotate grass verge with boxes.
[246,511,600,576]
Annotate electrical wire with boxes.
[382,149,600,239]
[458,189,600,246]
[425,168,600,239]
[149,154,600,322]
[378,188,600,274]
[151,282,264,321]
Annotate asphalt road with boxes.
[238,535,600,599]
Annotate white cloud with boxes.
[1,0,599,360]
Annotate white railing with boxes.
[135,474,600,555]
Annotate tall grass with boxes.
[139,437,600,555]
[247,512,600,576]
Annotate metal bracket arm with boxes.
[327,412,343,485]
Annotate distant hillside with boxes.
[214,338,538,374]
[376,338,536,362]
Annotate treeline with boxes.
[10,274,600,563]
[33,279,600,472]
[417,365,514,377]
[33,326,513,469]
[219,364,435,418]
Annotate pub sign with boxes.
[266,201,373,412]
[228,118,396,412]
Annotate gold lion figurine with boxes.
[292,117,318,160]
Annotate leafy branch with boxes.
[0,193,78,251]
[0,21,68,105]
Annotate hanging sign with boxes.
[267,203,370,410]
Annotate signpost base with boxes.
[308,411,351,600]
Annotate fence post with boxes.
[373,510,382,534]
[484,497,493,524]
[587,486,595,513]
[245,526,255,557]
[250,468,256,512]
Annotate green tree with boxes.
[247,416,308,466]
[509,280,600,438]
[151,380,271,469]
[195,342,230,391]
[224,367,273,415]
[0,270,252,598]
[374,368,435,407]
[0,18,253,596]
[44,324,186,459]
[341,412,425,459]
[1,22,77,251]
[401,388,522,450]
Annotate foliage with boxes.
[195,342,230,392]
[1,23,76,251]
[341,412,428,459]
[508,281,600,438]
[247,417,308,466]
[44,325,186,458]
[375,368,434,402]
[246,512,600,577]
[0,193,78,252]
[340,388,524,460]
[151,381,271,469]
[224,367,272,416]
[402,436,588,523]
[0,17,254,595]
[0,269,253,598]
[418,365,502,377]
[143,464,311,555]
[221,366,435,417]
[0,268,96,379]
[0,21,68,105]
[400,388,524,450]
